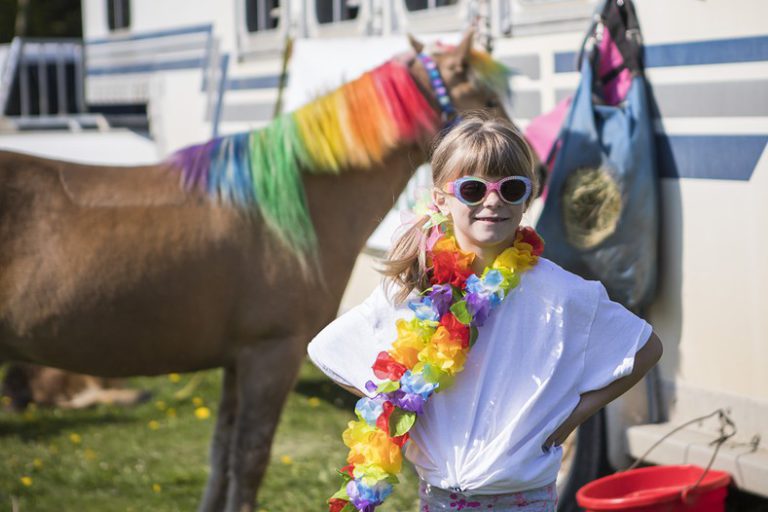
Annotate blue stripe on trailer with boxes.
[658,135,767,181]
[555,35,768,73]
[87,58,206,75]
[645,35,768,68]
[226,75,281,90]
[86,24,212,45]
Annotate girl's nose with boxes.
[483,189,504,206]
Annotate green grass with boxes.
[0,361,420,511]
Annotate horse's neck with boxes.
[305,141,427,301]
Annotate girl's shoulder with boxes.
[524,257,601,299]
[358,282,416,330]
[363,281,414,312]
[509,257,607,323]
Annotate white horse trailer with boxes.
[1,0,765,505]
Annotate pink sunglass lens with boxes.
[500,179,527,203]
[458,180,487,203]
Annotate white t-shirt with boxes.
[307,258,652,494]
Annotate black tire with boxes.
[557,409,613,512]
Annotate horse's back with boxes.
[0,150,189,207]
[0,150,253,375]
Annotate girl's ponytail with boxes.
[379,215,431,304]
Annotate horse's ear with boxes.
[408,33,425,54]
[452,29,475,70]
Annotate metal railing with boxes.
[1,38,87,120]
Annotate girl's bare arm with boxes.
[544,331,663,449]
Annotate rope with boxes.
[273,35,294,119]
[625,408,737,499]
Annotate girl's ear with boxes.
[432,188,448,214]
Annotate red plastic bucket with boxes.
[576,465,731,512]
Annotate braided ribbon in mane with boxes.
[329,222,545,512]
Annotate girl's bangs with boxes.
[448,134,531,180]
[431,118,536,198]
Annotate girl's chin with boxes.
[470,232,518,247]
[472,224,518,237]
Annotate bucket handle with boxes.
[625,409,736,499]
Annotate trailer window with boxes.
[246,0,281,32]
[106,0,131,31]
[405,0,456,12]
[316,0,360,24]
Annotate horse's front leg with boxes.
[224,339,306,512]
[198,365,238,512]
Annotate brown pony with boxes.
[0,34,512,511]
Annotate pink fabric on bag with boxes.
[523,27,634,174]
[597,28,633,105]
[524,96,572,167]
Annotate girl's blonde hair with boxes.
[381,115,539,303]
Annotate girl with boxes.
[308,116,662,511]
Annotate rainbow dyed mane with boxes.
[170,53,511,263]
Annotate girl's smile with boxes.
[473,215,510,223]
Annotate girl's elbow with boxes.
[646,331,663,366]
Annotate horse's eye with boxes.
[485,98,499,108]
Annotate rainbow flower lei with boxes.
[328,219,545,512]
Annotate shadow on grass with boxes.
[293,378,358,410]
[0,411,136,441]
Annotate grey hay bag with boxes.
[536,0,659,312]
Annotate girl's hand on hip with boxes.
[543,332,663,451]
[543,408,584,450]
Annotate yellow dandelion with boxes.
[148,420,160,430]
[166,408,177,418]
[20,476,32,487]
[168,373,181,383]
[154,400,166,411]
[192,396,204,407]
[307,397,321,408]
[1,395,11,406]
[32,458,43,469]
[23,410,36,421]
[84,448,97,461]
[152,483,162,493]
[69,433,82,445]
[280,455,293,465]
[194,406,211,420]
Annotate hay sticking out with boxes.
[562,166,623,249]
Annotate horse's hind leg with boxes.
[199,365,238,512]
[224,339,305,512]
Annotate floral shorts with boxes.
[418,480,557,511]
